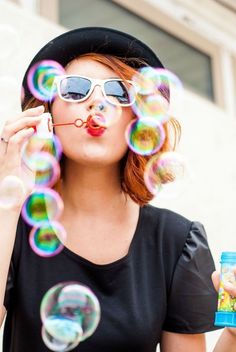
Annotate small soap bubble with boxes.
[132,66,160,95]
[40,282,101,350]
[29,221,66,257]
[29,152,60,188]
[0,25,20,61]
[27,60,65,102]
[21,188,64,226]
[88,99,122,128]
[125,118,166,155]
[0,175,26,209]
[22,134,62,168]
[155,68,183,119]
[144,152,188,198]
[130,67,183,121]
[130,89,170,123]
[42,316,83,351]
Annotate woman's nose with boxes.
[86,85,105,109]
[88,100,106,112]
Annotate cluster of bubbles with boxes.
[40,282,101,351]
[21,131,66,257]
[125,66,188,198]
[22,60,100,350]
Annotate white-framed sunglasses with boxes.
[53,74,135,107]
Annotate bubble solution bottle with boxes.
[215,252,236,327]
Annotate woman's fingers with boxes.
[2,106,45,140]
[224,282,236,297]
[6,127,35,160]
[21,105,45,117]
[212,271,221,291]
[212,269,236,297]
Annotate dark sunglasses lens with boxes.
[104,81,130,105]
[60,77,91,101]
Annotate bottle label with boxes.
[218,263,236,312]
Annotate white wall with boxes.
[0,1,235,351]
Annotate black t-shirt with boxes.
[3,204,220,352]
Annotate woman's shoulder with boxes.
[142,204,202,255]
[142,203,192,232]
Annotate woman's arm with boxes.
[213,328,236,352]
[161,271,236,351]
[160,331,206,352]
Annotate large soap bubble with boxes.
[40,282,101,351]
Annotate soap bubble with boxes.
[132,66,161,95]
[42,316,83,351]
[0,175,26,209]
[130,67,183,121]
[22,134,62,168]
[88,99,122,128]
[29,152,60,188]
[21,188,64,226]
[125,118,165,155]
[27,60,65,101]
[40,282,101,350]
[155,68,183,119]
[29,221,66,257]
[144,152,188,198]
[130,90,170,124]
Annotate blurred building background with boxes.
[0,0,236,350]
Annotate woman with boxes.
[0,27,235,352]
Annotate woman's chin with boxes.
[64,144,127,167]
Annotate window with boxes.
[59,0,214,101]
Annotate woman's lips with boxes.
[86,114,106,137]
[86,126,106,137]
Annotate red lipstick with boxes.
[86,114,106,137]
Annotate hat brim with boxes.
[22,27,164,106]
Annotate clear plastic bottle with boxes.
[215,252,236,327]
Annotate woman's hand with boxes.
[0,105,45,210]
[212,269,236,338]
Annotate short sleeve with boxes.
[3,216,24,311]
[163,221,220,333]
[3,261,15,311]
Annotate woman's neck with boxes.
[60,159,128,215]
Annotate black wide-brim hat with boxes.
[22,26,164,107]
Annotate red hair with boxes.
[23,53,181,206]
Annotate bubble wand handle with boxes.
[52,115,103,130]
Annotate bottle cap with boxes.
[215,311,236,327]
[220,252,236,263]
